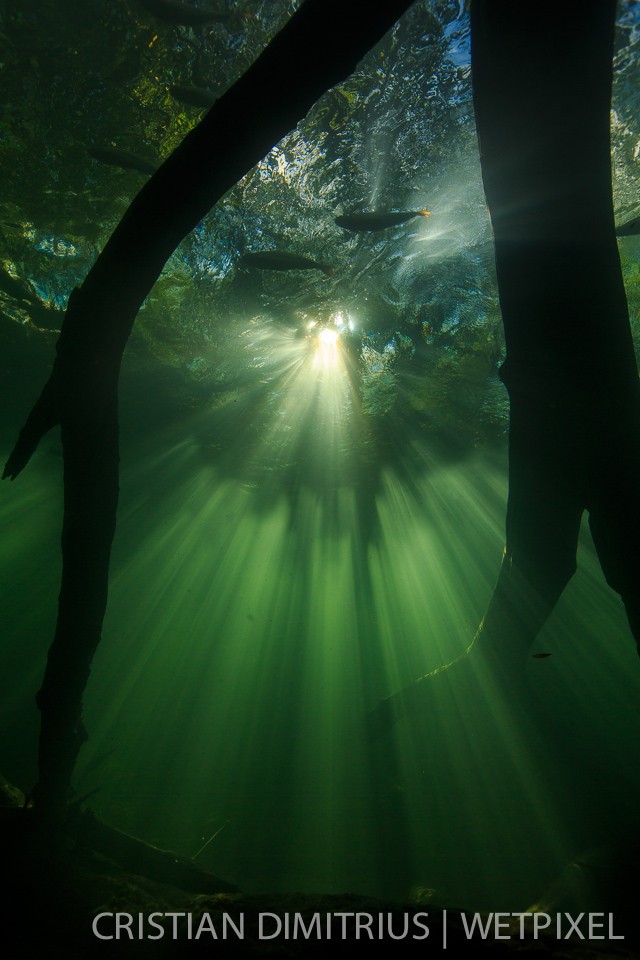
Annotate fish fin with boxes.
[419,210,431,217]
[323,266,334,277]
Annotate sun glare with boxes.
[314,325,341,369]
[318,327,339,345]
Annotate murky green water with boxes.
[2,0,640,916]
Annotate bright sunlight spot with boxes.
[318,327,339,345]
[314,325,342,369]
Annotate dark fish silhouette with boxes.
[88,146,158,176]
[169,84,218,109]
[531,652,552,659]
[138,0,226,26]
[238,251,333,277]
[616,215,640,237]
[335,210,430,233]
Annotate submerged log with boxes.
[68,806,239,894]
[0,791,238,895]
[369,0,640,735]
[3,0,415,818]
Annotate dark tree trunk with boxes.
[472,0,640,647]
[369,0,640,737]
[4,0,415,819]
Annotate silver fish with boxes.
[88,146,157,176]
[169,84,218,109]
[616,215,640,237]
[239,251,333,277]
[335,210,430,232]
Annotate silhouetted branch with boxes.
[4,0,416,818]
[368,0,640,739]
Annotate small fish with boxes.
[88,146,158,176]
[531,652,552,659]
[238,251,333,277]
[616,216,640,237]
[169,84,218,109]
[334,210,430,233]
[138,0,227,26]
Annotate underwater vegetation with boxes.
[2,2,640,955]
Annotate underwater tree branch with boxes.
[3,0,417,818]
[3,0,415,483]
[68,806,239,894]
[368,0,640,737]
[473,0,640,643]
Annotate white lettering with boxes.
[609,913,625,940]
[259,913,282,939]
[412,912,430,940]
[460,913,494,938]
[588,913,604,939]
[195,914,217,939]
[115,914,134,940]
[147,913,165,940]
[164,912,185,939]
[514,912,532,937]
[292,914,321,939]
[387,913,410,940]
[532,913,551,937]
[334,913,354,938]
[92,913,113,940]
[355,913,373,939]
[223,913,245,939]
[493,913,512,939]
[563,913,585,940]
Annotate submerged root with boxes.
[366,552,565,741]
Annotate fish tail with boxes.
[322,266,334,277]
[419,210,431,217]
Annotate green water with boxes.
[2,0,640,917]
